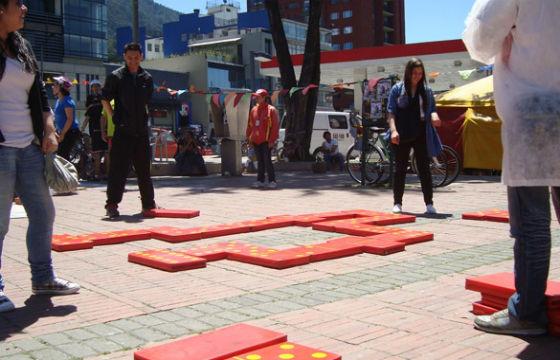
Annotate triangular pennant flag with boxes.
[224,92,236,106]
[46,78,53,84]
[189,84,197,93]
[71,79,78,85]
[219,93,226,106]
[289,87,303,98]
[458,69,476,80]
[302,84,319,95]
[205,94,212,104]
[233,93,245,107]
[368,78,380,91]
[211,93,221,107]
[479,64,493,71]
[168,89,178,96]
[177,89,187,96]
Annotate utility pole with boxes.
[132,0,139,43]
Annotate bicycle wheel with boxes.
[411,149,448,188]
[440,145,461,186]
[345,144,384,184]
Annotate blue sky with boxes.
[154,0,476,44]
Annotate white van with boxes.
[279,111,356,156]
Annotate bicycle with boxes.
[67,133,94,181]
[345,112,461,187]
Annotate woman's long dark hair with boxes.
[0,0,37,77]
[403,58,427,113]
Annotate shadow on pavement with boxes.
[402,211,454,220]
[0,295,77,341]
[516,335,560,359]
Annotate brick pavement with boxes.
[1,172,559,359]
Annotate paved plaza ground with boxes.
[1,170,559,359]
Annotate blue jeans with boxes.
[324,152,344,171]
[0,144,56,290]
[507,186,559,325]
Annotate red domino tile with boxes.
[462,209,509,223]
[462,211,488,221]
[83,229,153,246]
[332,223,395,237]
[51,234,94,252]
[311,220,343,232]
[466,273,560,305]
[371,230,434,245]
[228,247,310,269]
[472,301,499,315]
[356,213,416,226]
[142,208,200,218]
[291,215,333,227]
[149,226,203,243]
[288,241,362,262]
[134,324,287,360]
[227,341,341,360]
[356,235,406,255]
[198,224,250,238]
[179,242,237,261]
[128,249,206,272]
[248,218,296,231]
[311,210,360,221]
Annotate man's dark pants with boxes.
[254,142,275,183]
[106,131,155,209]
[507,186,560,325]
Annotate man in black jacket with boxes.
[101,43,155,218]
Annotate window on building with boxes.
[343,26,353,34]
[265,38,272,55]
[332,43,341,50]
[147,43,153,52]
[181,33,188,42]
[330,12,339,20]
[155,44,160,52]
[343,42,353,50]
[331,28,340,36]
[343,10,352,18]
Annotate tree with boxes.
[264,0,322,161]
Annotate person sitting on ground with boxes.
[321,131,345,172]
[174,129,207,176]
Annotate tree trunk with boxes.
[265,0,322,161]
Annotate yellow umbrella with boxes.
[436,75,494,108]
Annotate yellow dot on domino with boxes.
[279,343,295,350]
[312,352,328,359]
[245,355,261,360]
[279,354,295,359]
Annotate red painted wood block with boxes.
[472,301,499,315]
[371,230,434,245]
[232,219,292,232]
[82,229,154,246]
[356,213,416,226]
[350,209,387,217]
[228,341,341,360]
[128,249,206,272]
[149,226,203,243]
[466,273,560,305]
[332,223,395,237]
[312,210,361,221]
[356,236,406,255]
[288,241,362,262]
[142,208,200,219]
[229,247,310,269]
[549,323,560,337]
[462,209,509,223]
[311,220,343,232]
[134,323,287,360]
[480,295,507,310]
[291,215,332,227]
[51,234,94,252]
[179,242,241,261]
[198,224,250,238]
[461,211,488,221]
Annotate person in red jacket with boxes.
[246,89,279,189]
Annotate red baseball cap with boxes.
[252,89,269,97]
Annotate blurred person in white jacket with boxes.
[463,0,560,336]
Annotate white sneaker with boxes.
[392,204,402,214]
[425,204,437,214]
[0,291,15,313]
[267,181,277,189]
[251,181,265,189]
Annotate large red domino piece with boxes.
[227,341,341,360]
[472,301,499,315]
[332,223,397,237]
[83,229,154,246]
[149,226,203,243]
[355,235,406,255]
[128,249,207,272]
[227,246,310,269]
[51,234,94,252]
[372,229,434,245]
[466,273,560,304]
[288,242,363,262]
[134,323,287,360]
[198,224,250,238]
[142,208,200,218]
[462,209,509,223]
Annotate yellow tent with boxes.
[435,75,503,170]
[436,75,494,108]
